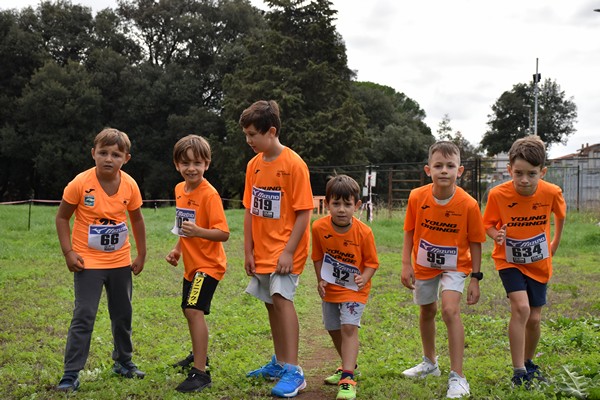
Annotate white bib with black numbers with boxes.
[416,239,458,270]
[88,222,128,252]
[171,207,196,236]
[505,233,549,264]
[251,186,281,219]
[320,253,360,291]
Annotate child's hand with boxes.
[166,249,180,267]
[495,224,507,245]
[131,255,145,275]
[467,279,480,305]
[550,239,560,256]
[401,264,415,290]
[64,250,84,272]
[244,252,256,276]
[354,274,365,290]
[276,251,294,274]
[180,221,198,237]
[318,280,327,298]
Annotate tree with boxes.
[436,113,480,160]
[480,79,577,156]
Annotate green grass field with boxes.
[0,205,599,399]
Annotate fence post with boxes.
[28,199,33,231]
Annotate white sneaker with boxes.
[446,371,470,398]
[402,356,441,378]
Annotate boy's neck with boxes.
[331,218,353,234]
[431,185,455,201]
[95,168,121,196]
[184,179,203,193]
[262,141,284,162]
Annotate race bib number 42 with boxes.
[416,239,458,270]
[251,187,281,219]
[320,253,360,291]
[88,222,128,252]
[505,233,549,264]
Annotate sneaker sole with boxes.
[271,380,307,398]
[176,382,212,393]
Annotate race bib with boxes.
[505,233,549,264]
[251,187,281,219]
[416,239,458,270]
[320,253,360,291]
[171,207,196,236]
[88,222,128,252]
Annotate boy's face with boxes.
[424,151,463,189]
[175,148,209,190]
[326,195,361,227]
[508,157,547,196]
[91,144,130,178]
[243,124,276,154]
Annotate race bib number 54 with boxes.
[251,187,281,219]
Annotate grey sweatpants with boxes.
[63,266,134,372]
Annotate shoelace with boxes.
[340,382,351,390]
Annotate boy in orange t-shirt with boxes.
[240,100,313,398]
[401,141,485,399]
[483,135,566,387]
[312,175,379,400]
[55,128,147,392]
[165,135,229,393]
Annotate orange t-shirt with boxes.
[172,180,229,281]
[62,167,143,269]
[483,179,566,283]
[311,216,379,304]
[404,184,486,280]
[243,147,313,274]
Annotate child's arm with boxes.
[313,259,327,298]
[466,242,482,305]
[551,217,565,256]
[166,240,182,266]
[486,224,507,246]
[55,200,84,272]
[179,221,229,242]
[354,267,377,291]
[128,207,146,276]
[244,209,255,276]
[401,229,415,290]
[276,209,311,274]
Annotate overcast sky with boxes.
[3,0,599,158]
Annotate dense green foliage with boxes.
[0,205,599,399]
[0,0,433,202]
[480,79,577,156]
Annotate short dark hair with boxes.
[173,135,211,163]
[508,135,546,168]
[239,100,281,136]
[325,174,361,204]
[428,141,460,164]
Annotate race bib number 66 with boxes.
[88,222,128,252]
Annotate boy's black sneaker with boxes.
[113,361,146,379]
[512,371,533,389]
[525,359,548,382]
[176,367,212,393]
[56,373,80,392]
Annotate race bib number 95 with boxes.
[416,239,458,270]
[88,222,128,252]
[251,187,281,219]
[505,233,549,264]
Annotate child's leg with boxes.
[525,306,543,361]
[507,291,531,369]
[441,290,464,375]
[327,329,343,359]
[184,308,208,371]
[419,302,437,362]
[340,324,359,373]
[105,266,134,363]
[268,294,299,365]
[64,269,106,371]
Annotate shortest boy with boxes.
[166,135,230,393]
[401,141,486,398]
[312,175,379,400]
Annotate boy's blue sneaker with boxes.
[525,359,548,382]
[56,372,80,392]
[246,355,284,380]
[113,361,146,379]
[271,364,306,398]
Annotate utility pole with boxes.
[533,58,541,136]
